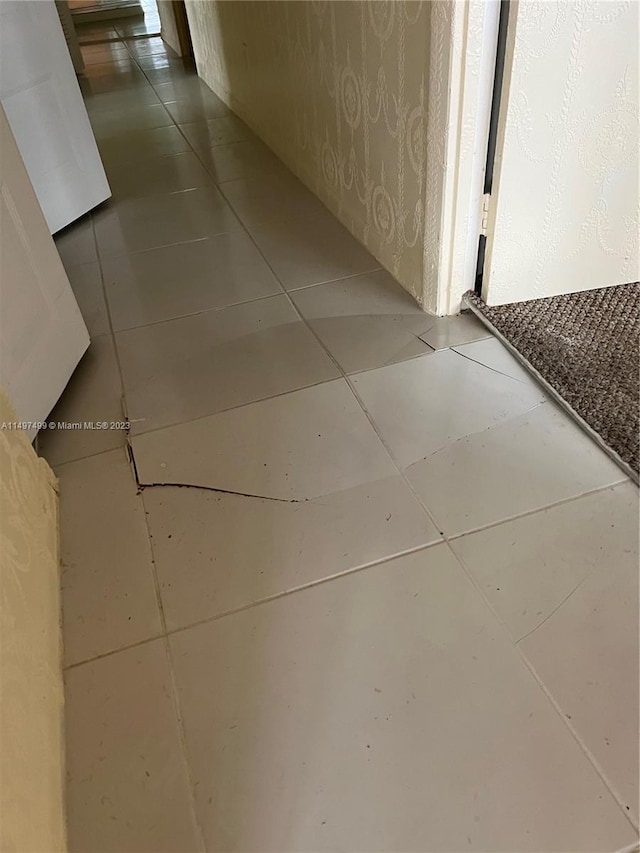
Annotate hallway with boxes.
[47,30,638,853]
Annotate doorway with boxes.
[477,0,638,306]
[69,0,160,42]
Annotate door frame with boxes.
[171,0,193,58]
[423,0,501,315]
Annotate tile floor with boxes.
[47,25,639,853]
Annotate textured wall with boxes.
[0,390,65,852]
[185,0,434,304]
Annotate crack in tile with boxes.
[403,400,549,471]
[138,480,302,503]
[126,440,304,503]
[515,571,591,645]
[451,346,533,385]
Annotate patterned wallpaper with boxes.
[0,389,65,852]
[185,0,435,304]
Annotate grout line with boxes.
[445,478,630,543]
[122,375,340,441]
[165,537,445,638]
[63,535,445,671]
[102,185,206,200]
[86,42,208,850]
[96,235,223,267]
[343,371,449,533]
[344,338,531,382]
[140,484,208,853]
[110,288,287,335]
[64,632,164,671]
[518,652,640,832]
[96,234,210,259]
[87,213,133,432]
[160,633,208,853]
[278,266,385,294]
[450,538,640,831]
[89,216,123,382]
[49,440,130,471]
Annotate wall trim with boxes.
[422,0,500,315]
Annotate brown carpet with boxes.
[464,284,640,481]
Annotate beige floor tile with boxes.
[80,58,141,76]
[57,449,161,666]
[520,496,639,821]
[249,214,381,291]
[406,402,624,536]
[38,335,125,466]
[221,169,339,230]
[65,261,110,338]
[115,18,160,39]
[97,125,192,165]
[450,482,638,641]
[418,311,491,350]
[94,187,241,259]
[131,379,395,498]
[84,85,161,113]
[143,475,440,630]
[291,270,433,373]
[103,232,281,331]
[80,44,131,66]
[141,62,198,83]
[169,544,635,853]
[179,115,252,152]
[89,102,174,139]
[135,54,190,71]
[55,215,97,269]
[164,96,229,124]
[351,349,545,468]
[80,68,149,96]
[196,138,287,184]
[126,36,167,58]
[76,24,120,42]
[116,296,340,434]
[453,336,537,384]
[65,640,203,853]
[153,78,224,104]
[104,150,213,200]
[80,40,126,54]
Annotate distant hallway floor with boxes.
[47,26,639,853]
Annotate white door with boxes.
[482,0,639,306]
[0,107,89,439]
[0,0,110,234]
